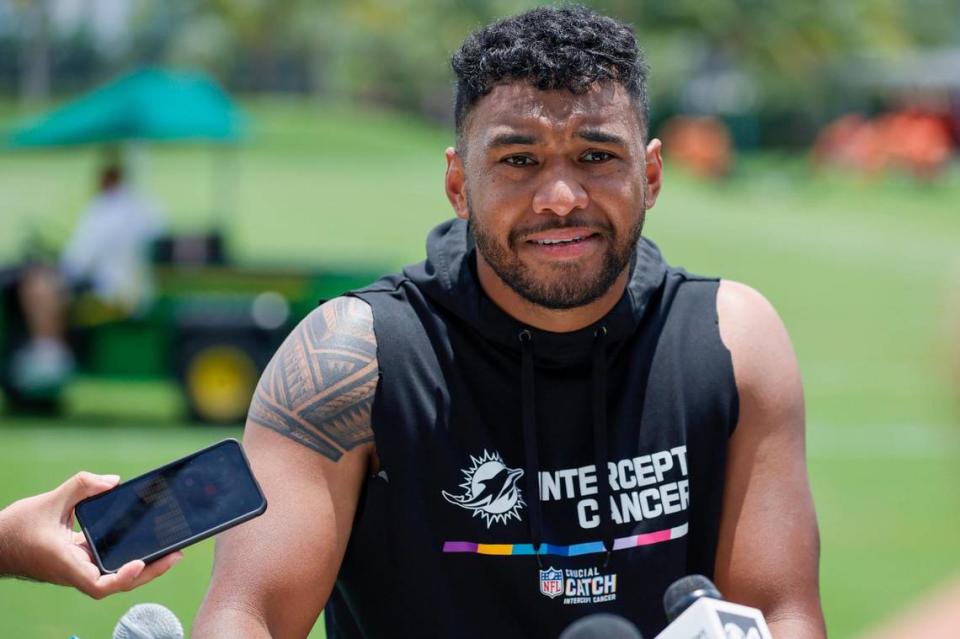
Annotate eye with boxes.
[581,150,615,163]
[502,155,537,167]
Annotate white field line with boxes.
[2,425,958,462]
[807,422,960,459]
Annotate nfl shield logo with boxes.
[539,567,564,599]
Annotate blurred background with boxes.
[1,1,959,637]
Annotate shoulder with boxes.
[717,280,803,430]
[716,280,800,403]
[716,280,793,360]
[247,296,379,462]
[277,296,377,375]
[306,295,376,347]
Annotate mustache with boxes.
[508,213,614,244]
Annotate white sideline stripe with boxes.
[807,423,960,459]
[4,424,958,461]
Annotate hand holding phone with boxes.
[0,472,182,598]
[76,439,267,574]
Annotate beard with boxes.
[468,199,646,311]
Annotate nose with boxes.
[531,170,588,217]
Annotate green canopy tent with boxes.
[7,66,245,147]
[6,67,247,257]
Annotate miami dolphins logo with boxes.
[442,450,525,528]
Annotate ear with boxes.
[445,147,469,220]
[644,138,664,209]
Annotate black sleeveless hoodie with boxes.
[327,218,738,639]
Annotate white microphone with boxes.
[559,613,644,639]
[112,603,184,639]
[654,575,772,639]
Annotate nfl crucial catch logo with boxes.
[538,566,619,605]
[442,450,525,528]
[539,567,564,599]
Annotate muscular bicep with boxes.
[194,296,377,638]
[247,294,378,458]
[714,281,826,636]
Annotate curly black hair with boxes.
[451,5,649,143]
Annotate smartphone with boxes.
[75,439,267,573]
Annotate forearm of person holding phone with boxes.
[0,471,182,598]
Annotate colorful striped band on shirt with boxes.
[442,522,688,557]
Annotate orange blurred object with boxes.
[812,110,953,179]
[660,115,734,179]
[882,111,954,178]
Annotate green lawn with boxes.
[0,422,240,639]
[2,98,959,637]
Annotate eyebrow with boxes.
[577,129,627,146]
[486,129,628,149]
[487,133,539,148]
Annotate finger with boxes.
[55,472,121,516]
[133,551,183,585]
[86,551,183,599]
[77,560,145,599]
[59,539,129,599]
[63,553,109,597]
[73,533,94,558]
[70,537,95,562]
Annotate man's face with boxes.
[446,81,662,310]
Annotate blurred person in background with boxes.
[0,472,182,598]
[195,6,824,638]
[12,161,165,393]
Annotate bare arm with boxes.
[714,280,826,638]
[193,296,377,638]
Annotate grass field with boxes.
[2,98,960,638]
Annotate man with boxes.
[59,162,165,312]
[195,6,825,638]
[0,472,182,597]
[12,162,164,392]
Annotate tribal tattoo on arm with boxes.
[247,296,378,462]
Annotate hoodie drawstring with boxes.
[518,325,612,568]
[519,329,544,565]
[592,326,613,566]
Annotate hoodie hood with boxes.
[404,218,668,365]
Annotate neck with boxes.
[475,254,629,333]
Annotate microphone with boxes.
[559,613,644,639]
[655,575,772,639]
[664,575,723,622]
[112,603,184,639]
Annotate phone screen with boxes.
[76,439,266,573]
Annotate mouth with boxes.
[529,234,593,246]
[523,228,601,258]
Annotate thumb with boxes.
[55,472,121,510]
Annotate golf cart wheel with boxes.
[179,338,261,425]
